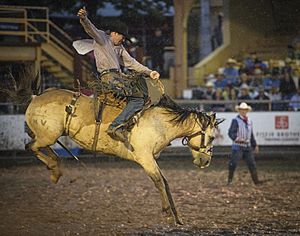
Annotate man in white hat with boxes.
[227,102,261,185]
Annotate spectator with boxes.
[283,58,293,74]
[253,58,268,73]
[237,72,251,87]
[206,73,216,84]
[269,86,283,111]
[249,86,259,99]
[263,70,281,92]
[279,70,296,99]
[244,52,267,74]
[243,52,257,72]
[203,81,215,100]
[253,86,270,111]
[223,84,237,100]
[227,102,261,185]
[289,87,300,111]
[214,72,227,89]
[212,88,225,111]
[211,13,223,50]
[250,68,264,88]
[288,30,300,59]
[126,37,145,64]
[223,58,239,86]
[223,84,237,111]
[237,83,252,100]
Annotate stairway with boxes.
[0,5,93,88]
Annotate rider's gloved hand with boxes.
[150,71,160,80]
[77,6,87,19]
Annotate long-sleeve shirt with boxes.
[228,115,257,149]
[80,17,152,75]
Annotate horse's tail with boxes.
[0,63,39,106]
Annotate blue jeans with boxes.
[228,146,257,173]
[110,97,144,128]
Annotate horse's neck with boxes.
[154,110,196,142]
[169,118,195,140]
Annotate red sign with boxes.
[275,116,289,129]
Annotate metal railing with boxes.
[1,100,299,115]
[0,5,92,76]
[0,6,69,50]
[176,99,300,112]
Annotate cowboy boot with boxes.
[107,125,127,142]
[107,125,134,151]
[227,169,234,186]
[250,169,262,185]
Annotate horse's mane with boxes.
[155,94,210,126]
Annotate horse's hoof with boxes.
[50,168,62,184]
[165,216,174,225]
[175,217,184,225]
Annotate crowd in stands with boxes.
[192,52,300,112]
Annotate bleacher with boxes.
[184,52,300,112]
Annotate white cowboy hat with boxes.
[240,83,250,90]
[227,58,237,64]
[235,102,252,111]
[205,81,215,88]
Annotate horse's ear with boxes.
[215,118,225,126]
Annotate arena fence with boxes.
[1,100,299,115]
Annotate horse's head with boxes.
[183,112,225,168]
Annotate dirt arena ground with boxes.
[0,155,299,235]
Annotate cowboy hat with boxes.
[235,102,252,111]
[107,21,132,43]
[205,81,215,88]
[226,58,237,64]
[240,83,250,90]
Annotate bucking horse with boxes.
[2,65,224,225]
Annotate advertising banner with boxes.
[172,112,300,147]
[1,112,300,150]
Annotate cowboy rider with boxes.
[77,7,160,143]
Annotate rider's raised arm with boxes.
[120,46,152,75]
[78,8,106,45]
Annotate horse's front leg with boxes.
[138,158,183,225]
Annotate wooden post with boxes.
[173,0,195,98]
[35,47,42,94]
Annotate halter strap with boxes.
[181,115,213,152]
[182,130,206,152]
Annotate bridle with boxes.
[182,119,214,152]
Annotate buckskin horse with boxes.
[4,68,224,225]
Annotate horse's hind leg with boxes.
[44,146,62,183]
[26,140,62,183]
